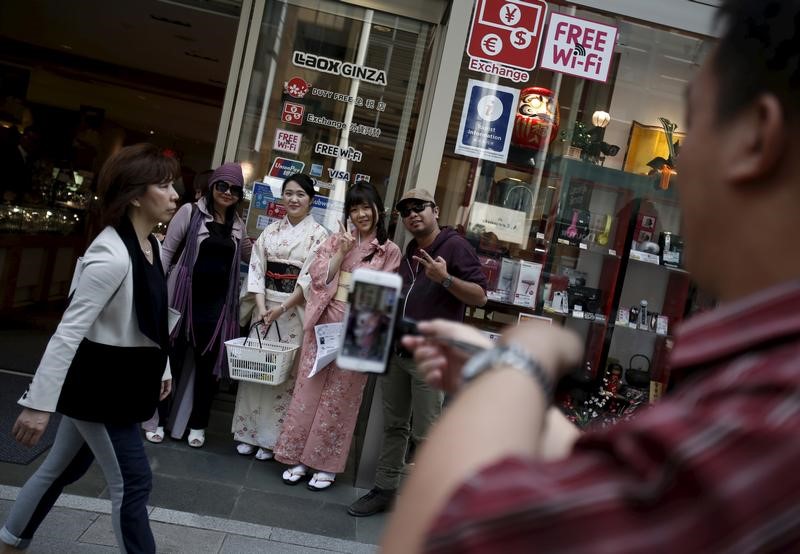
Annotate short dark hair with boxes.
[283,173,316,199]
[97,143,180,228]
[192,169,214,200]
[714,0,800,122]
[345,181,389,254]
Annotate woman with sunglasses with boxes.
[233,173,328,460]
[142,162,252,448]
[273,181,402,491]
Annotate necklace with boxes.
[141,241,152,257]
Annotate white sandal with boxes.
[307,471,336,491]
[282,464,308,485]
[145,426,164,444]
[187,429,205,448]
[236,442,256,456]
[255,448,274,461]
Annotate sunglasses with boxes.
[214,181,243,197]
[399,202,433,218]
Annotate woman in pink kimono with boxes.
[274,181,401,491]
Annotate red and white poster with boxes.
[539,13,618,82]
[273,129,302,155]
[281,102,305,126]
[466,0,548,82]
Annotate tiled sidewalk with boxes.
[0,488,378,553]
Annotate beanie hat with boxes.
[209,162,244,188]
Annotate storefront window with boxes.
[233,0,434,235]
[434,2,712,426]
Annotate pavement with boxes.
[0,306,390,553]
[0,490,377,553]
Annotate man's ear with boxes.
[723,93,786,184]
[433,206,440,220]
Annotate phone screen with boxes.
[340,280,398,366]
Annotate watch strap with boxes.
[442,275,453,289]
[462,344,554,398]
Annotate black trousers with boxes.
[157,332,219,432]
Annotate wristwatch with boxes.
[461,343,553,398]
[441,274,454,289]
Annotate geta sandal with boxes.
[281,464,308,485]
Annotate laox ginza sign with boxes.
[293,51,388,86]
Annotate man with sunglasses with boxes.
[348,188,487,518]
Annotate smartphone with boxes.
[337,268,403,373]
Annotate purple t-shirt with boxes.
[399,227,487,323]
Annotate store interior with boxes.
[0,0,241,226]
[0,0,240,323]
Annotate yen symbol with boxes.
[481,33,503,56]
[501,3,521,26]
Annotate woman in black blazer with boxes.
[0,144,179,554]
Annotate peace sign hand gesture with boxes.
[337,221,356,255]
[412,249,448,284]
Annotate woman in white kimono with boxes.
[233,173,328,460]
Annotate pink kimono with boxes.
[273,232,402,473]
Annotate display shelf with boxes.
[611,322,672,339]
[627,255,688,273]
[472,156,694,424]
[483,298,538,314]
[543,306,608,324]
[556,238,621,258]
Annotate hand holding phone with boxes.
[337,268,403,373]
[400,320,493,392]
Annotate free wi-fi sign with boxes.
[539,12,619,83]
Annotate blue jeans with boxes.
[0,417,155,553]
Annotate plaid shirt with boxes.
[426,281,800,553]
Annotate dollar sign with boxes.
[514,30,527,46]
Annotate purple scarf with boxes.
[169,205,242,378]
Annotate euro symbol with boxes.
[481,34,502,56]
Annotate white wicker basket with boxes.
[225,323,298,386]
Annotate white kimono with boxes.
[232,215,328,449]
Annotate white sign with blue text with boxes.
[455,79,519,164]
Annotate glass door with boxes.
[224,0,436,237]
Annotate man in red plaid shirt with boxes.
[383,0,800,552]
